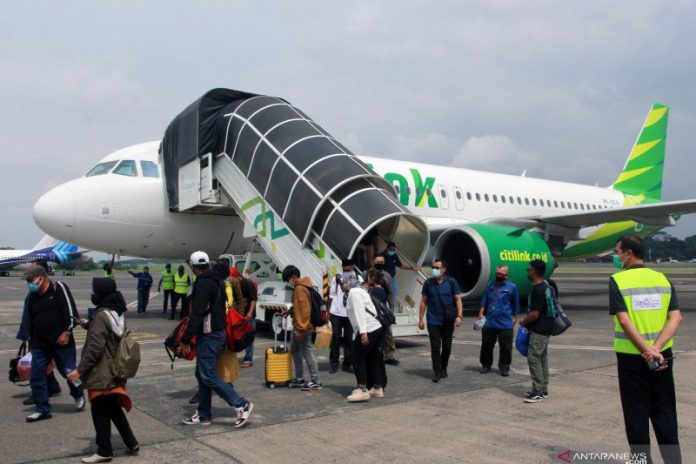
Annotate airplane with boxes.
[32,95,696,300]
[0,235,83,276]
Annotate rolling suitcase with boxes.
[265,313,292,388]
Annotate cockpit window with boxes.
[85,161,118,177]
[140,160,159,178]
[113,160,137,177]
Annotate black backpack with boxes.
[366,289,396,328]
[297,284,327,327]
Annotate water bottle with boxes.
[67,369,82,387]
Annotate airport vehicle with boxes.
[0,235,82,276]
[32,90,696,335]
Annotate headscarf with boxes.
[91,277,127,315]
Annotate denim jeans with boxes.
[31,345,83,414]
[242,318,256,363]
[195,335,247,420]
[389,277,399,310]
[291,332,319,383]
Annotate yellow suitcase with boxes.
[265,314,292,388]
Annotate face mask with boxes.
[527,273,533,281]
[27,279,41,293]
[432,268,441,278]
[387,251,396,256]
[613,254,624,270]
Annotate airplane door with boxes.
[453,186,464,210]
[437,184,449,210]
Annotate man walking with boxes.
[171,264,191,320]
[328,259,362,374]
[418,259,463,383]
[610,234,682,463]
[520,259,554,403]
[282,265,322,391]
[158,263,175,314]
[23,265,85,422]
[382,241,418,310]
[477,265,520,376]
[179,251,253,427]
[128,266,153,314]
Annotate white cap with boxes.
[189,251,210,265]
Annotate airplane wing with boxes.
[529,199,696,229]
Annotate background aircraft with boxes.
[0,235,82,276]
[32,94,696,299]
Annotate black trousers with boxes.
[352,328,386,389]
[136,289,149,313]
[162,289,173,312]
[329,314,353,368]
[479,327,513,371]
[90,394,138,458]
[617,349,681,464]
[171,293,188,319]
[427,321,455,373]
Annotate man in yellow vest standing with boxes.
[158,263,175,314]
[610,234,682,464]
[171,265,191,320]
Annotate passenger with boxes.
[281,265,322,391]
[16,259,62,406]
[70,278,139,463]
[179,251,253,427]
[23,265,85,422]
[381,241,418,310]
[362,255,399,365]
[170,264,191,320]
[345,271,387,402]
[610,234,682,463]
[418,258,463,383]
[477,265,520,376]
[157,263,175,314]
[327,259,362,374]
[356,227,379,271]
[520,259,554,403]
[127,266,153,314]
[229,266,258,368]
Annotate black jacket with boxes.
[182,266,227,344]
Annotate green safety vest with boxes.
[612,267,673,355]
[174,273,190,294]
[161,270,175,290]
[104,270,115,279]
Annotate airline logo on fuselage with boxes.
[240,196,289,240]
[368,164,438,209]
[500,249,549,263]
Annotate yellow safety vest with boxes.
[161,270,175,291]
[225,280,235,311]
[174,273,190,294]
[612,267,673,354]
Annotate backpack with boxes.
[105,311,141,380]
[297,284,328,327]
[164,317,196,367]
[225,306,255,352]
[365,289,396,328]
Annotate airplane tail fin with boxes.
[610,103,669,204]
[32,235,58,251]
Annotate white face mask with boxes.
[432,268,441,278]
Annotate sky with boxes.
[1,1,696,251]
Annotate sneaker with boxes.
[240,360,253,368]
[346,388,370,402]
[368,387,384,398]
[182,412,212,425]
[233,401,254,428]
[479,366,491,374]
[500,369,510,377]
[75,395,86,411]
[81,454,112,463]
[26,412,52,423]
[125,445,140,455]
[301,381,322,391]
[525,391,548,398]
[329,365,338,374]
[432,371,442,383]
[288,378,305,388]
[441,369,448,379]
[524,394,544,403]
[384,358,400,366]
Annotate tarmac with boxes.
[0,266,694,464]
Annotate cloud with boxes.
[452,135,537,175]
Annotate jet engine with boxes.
[432,224,554,300]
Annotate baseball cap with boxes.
[189,251,210,265]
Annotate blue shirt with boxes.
[422,276,461,326]
[480,280,520,329]
[134,272,153,291]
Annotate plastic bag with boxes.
[515,327,530,357]
[315,324,333,350]
[473,316,486,331]
[16,352,56,383]
[216,349,239,383]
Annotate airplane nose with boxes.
[33,184,76,242]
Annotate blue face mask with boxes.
[432,268,441,278]
[613,254,624,270]
[27,279,41,293]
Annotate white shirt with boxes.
[329,273,363,317]
[346,286,382,335]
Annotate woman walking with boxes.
[69,278,139,463]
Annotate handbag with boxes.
[433,278,458,321]
[515,327,530,357]
[545,281,572,336]
[8,342,27,384]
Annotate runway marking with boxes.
[450,339,615,351]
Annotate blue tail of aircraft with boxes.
[51,241,80,263]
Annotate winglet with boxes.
[611,104,669,204]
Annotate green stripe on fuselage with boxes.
[560,221,661,260]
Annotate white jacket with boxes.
[346,286,382,335]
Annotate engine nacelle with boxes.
[433,224,554,300]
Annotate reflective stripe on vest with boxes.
[611,267,672,354]
[174,273,189,294]
[161,270,175,290]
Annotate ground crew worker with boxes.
[158,263,175,314]
[103,255,115,280]
[171,265,191,320]
[610,234,682,463]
